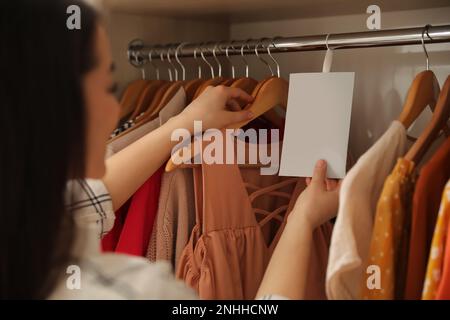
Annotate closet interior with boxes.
[99,0,450,300]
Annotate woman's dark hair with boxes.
[0,0,99,298]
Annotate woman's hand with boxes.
[257,160,341,299]
[289,159,341,229]
[180,85,255,131]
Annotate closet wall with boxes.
[104,12,229,94]
[101,0,450,159]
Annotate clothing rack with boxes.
[127,24,450,66]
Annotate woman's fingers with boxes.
[326,179,338,191]
[226,98,242,112]
[223,110,254,125]
[311,159,327,188]
[217,85,253,105]
[305,177,311,186]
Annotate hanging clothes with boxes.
[114,166,164,256]
[146,168,196,268]
[405,137,450,299]
[101,168,163,255]
[361,158,415,299]
[101,87,187,255]
[147,117,285,269]
[436,180,450,299]
[101,199,130,252]
[110,112,145,138]
[326,121,407,299]
[106,87,186,158]
[176,136,332,299]
[422,179,450,299]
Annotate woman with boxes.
[0,0,340,299]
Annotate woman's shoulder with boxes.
[49,254,197,300]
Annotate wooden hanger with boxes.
[119,79,149,119]
[109,81,182,142]
[398,70,440,128]
[228,76,288,129]
[193,77,225,100]
[405,75,450,164]
[230,77,258,96]
[221,78,235,86]
[137,82,173,120]
[147,81,184,119]
[232,76,285,128]
[183,78,205,104]
[128,80,167,121]
[109,81,172,142]
[165,76,288,172]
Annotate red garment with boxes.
[101,166,163,256]
[102,200,130,252]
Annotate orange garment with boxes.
[423,180,450,299]
[361,158,415,299]
[436,181,450,299]
[176,147,332,299]
[405,137,450,299]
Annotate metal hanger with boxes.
[166,44,178,81]
[224,41,236,78]
[136,52,146,80]
[404,24,450,163]
[181,43,205,103]
[398,24,441,130]
[175,42,187,81]
[240,39,252,78]
[212,42,223,77]
[127,43,146,80]
[422,25,431,70]
[322,33,334,73]
[159,47,172,81]
[200,43,215,78]
[193,44,203,79]
[266,38,281,78]
[255,38,274,76]
[228,39,259,95]
[148,48,160,80]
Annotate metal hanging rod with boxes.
[128,24,450,64]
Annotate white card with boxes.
[279,72,355,179]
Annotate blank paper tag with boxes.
[279,72,355,179]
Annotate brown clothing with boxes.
[176,143,333,299]
[146,168,196,269]
[405,137,450,299]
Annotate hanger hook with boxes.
[421,24,432,71]
[193,44,202,79]
[159,46,172,81]
[213,42,222,77]
[128,39,146,79]
[175,42,187,81]
[200,44,215,78]
[325,33,331,50]
[224,41,236,78]
[166,45,179,81]
[135,52,146,80]
[255,38,274,76]
[240,39,252,77]
[266,38,281,78]
[148,48,160,80]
